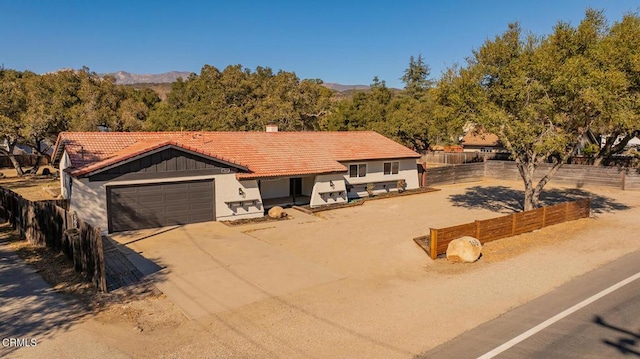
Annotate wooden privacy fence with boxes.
[0,154,49,168]
[484,161,639,190]
[422,199,591,259]
[423,161,640,190]
[421,152,511,165]
[423,162,485,187]
[0,188,106,291]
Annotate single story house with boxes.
[52,128,420,233]
[460,131,508,153]
[599,133,640,150]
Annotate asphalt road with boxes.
[420,250,640,359]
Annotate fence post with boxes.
[94,229,107,292]
[475,220,480,239]
[421,162,427,188]
[542,206,547,227]
[564,201,570,221]
[429,228,438,260]
[585,198,591,218]
[511,214,516,236]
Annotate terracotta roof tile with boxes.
[54,131,420,179]
[461,131,503,146]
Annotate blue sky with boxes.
[2,0,638,88]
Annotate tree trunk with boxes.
[595,131,636,166]
[523,185,535,211]
[5,153,24,176]
[0,145,24,176]
[517,155,565,211]
[27,139,50,176]
[516,158,536,211]
[29,154,42,175]
[592,156,604,167]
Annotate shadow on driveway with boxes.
[448,186,631,214]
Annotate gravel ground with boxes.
[6,179,640,359]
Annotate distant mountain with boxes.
[103,71,192,85]
[322,83,370,92]
[103,71,375,93]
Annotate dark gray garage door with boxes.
[108,180,215,232]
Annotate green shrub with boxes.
[582,143,600,156]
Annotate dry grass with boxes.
[0,166,59,201]
[2,222,163,323]
[2,224,178,336]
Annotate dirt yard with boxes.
[0,166,60,201]
[3,179,640,358]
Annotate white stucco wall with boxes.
[68,172,263,233]
[214,178,263,221]
[310,173,347,208]
[59,152,72,199]
[342,158,419,198]
[69,177,108,232]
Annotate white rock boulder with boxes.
[268,206,287,219]
[446,236,482,263]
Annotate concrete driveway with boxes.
[109,217,342,320]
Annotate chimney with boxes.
[266,123,278,133]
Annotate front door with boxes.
[289,178,302,197]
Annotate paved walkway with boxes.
[102,236,146,291]
[0,231,128,358]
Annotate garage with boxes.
[107,180,215,232]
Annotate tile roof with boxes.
[53,131,420,179]
[460,131,503,147]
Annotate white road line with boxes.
[477,271,640,359]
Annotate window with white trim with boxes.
[383,161,399,175]
[349,163,367,178]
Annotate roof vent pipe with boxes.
[266,123,278,133]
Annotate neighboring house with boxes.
[460,131,508,153]
[0,139,55,156]
[52,128,420,233]
[627,136,640,148]
[575,130,600,155]
[599,133,640,150]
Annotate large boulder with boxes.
[446,236,482,263]
[268,206,287,219]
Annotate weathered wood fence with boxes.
[0,154,49,168]
[484,162,638,189]
[421,199,591,259]
[422,162,485,186]
[423,161,640,190]
[0,188,106,291]
[421,152,510,165]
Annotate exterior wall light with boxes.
[239,188,245,197]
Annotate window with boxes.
[384,161,399,175]
[67,175,73,198]
[349,163,367,178]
